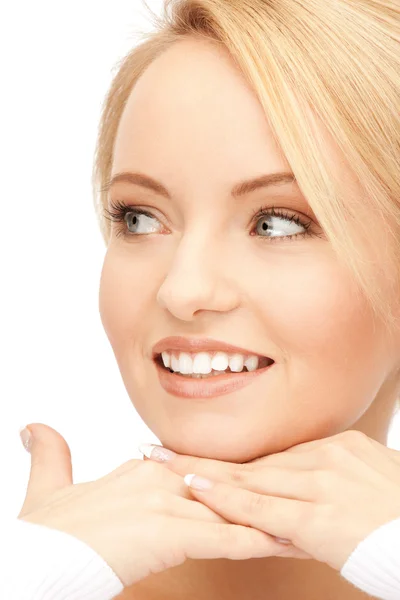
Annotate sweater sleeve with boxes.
[4,515,400,600]
[0,517,124,600]
[340,516,400,600]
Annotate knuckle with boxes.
[321,442,348,465]
[230,465,249,483]
[139,459,166,479]
[341,430,369,447]
[145,490,170,513]
[320,431,368,464]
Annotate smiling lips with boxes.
[152,336,275,398]
[158,350,272,376]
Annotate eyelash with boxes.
[103,199,314,243]
[250,205,313,242]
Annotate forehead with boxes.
[112,38,292,179]
[111,37,358,207]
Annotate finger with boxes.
[184,474,308,544]
[169,494,311,559]
[139,443,244,482]
[279,431,400,473]
[276,430,400,459]
[160,492,231,524]
[249,431,356,462]
[142,446,319,501]
[139,443,325,479]
[139,443,315,484]
[110,458,202,501]
[175,518,295,561]
[19,423,73,516]
[175,446,321,477]
[224,466,316,501]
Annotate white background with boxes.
[1,0,399,520]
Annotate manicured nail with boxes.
[184,473,214,490]
[138,444,176,462]
[19,426,32,453]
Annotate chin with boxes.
[155,433,269,463]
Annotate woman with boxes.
[4,0,400,599]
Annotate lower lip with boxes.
[154,360,275,399]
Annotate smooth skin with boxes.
[18,423,292,589]
[99,37,400,600]
[143,429,400,572]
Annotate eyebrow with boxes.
[103,170,296,198]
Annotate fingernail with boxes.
[138,444,176,462]
[184,473,214,490]
[19,426,32,453]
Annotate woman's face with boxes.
[99,38,400,462]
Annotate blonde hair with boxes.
[92,0,400,409]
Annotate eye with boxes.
[251,206,313,242]
[103,200,165,239]
[124,210,162,235]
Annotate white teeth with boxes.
[192,352,212,374]
[211,352,229,371]
[180,370,227,378]
[178,352,193,374]
[171,355,180,372]
[161,352,170,369]
[229,353,244,372]
[244,356,259,372]
[159,350,265,376]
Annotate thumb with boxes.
[19,423,73,516]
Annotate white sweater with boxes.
[1,516,400,600]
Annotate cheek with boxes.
[254,254,375,357]
[250,255,388,415]
[99,249,157,347]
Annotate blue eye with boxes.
[104,200,315,243]
[124,210,162,234]
[104,200,164,239]
[251,206,313,242]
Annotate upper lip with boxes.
[152,336,273,360]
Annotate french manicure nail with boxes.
[184,474,214,490]
[138,444,176,462]
[19,426,32,453]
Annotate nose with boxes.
[156,233,239,321]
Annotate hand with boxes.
[17,423,292,590]
[139,430,400,571]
